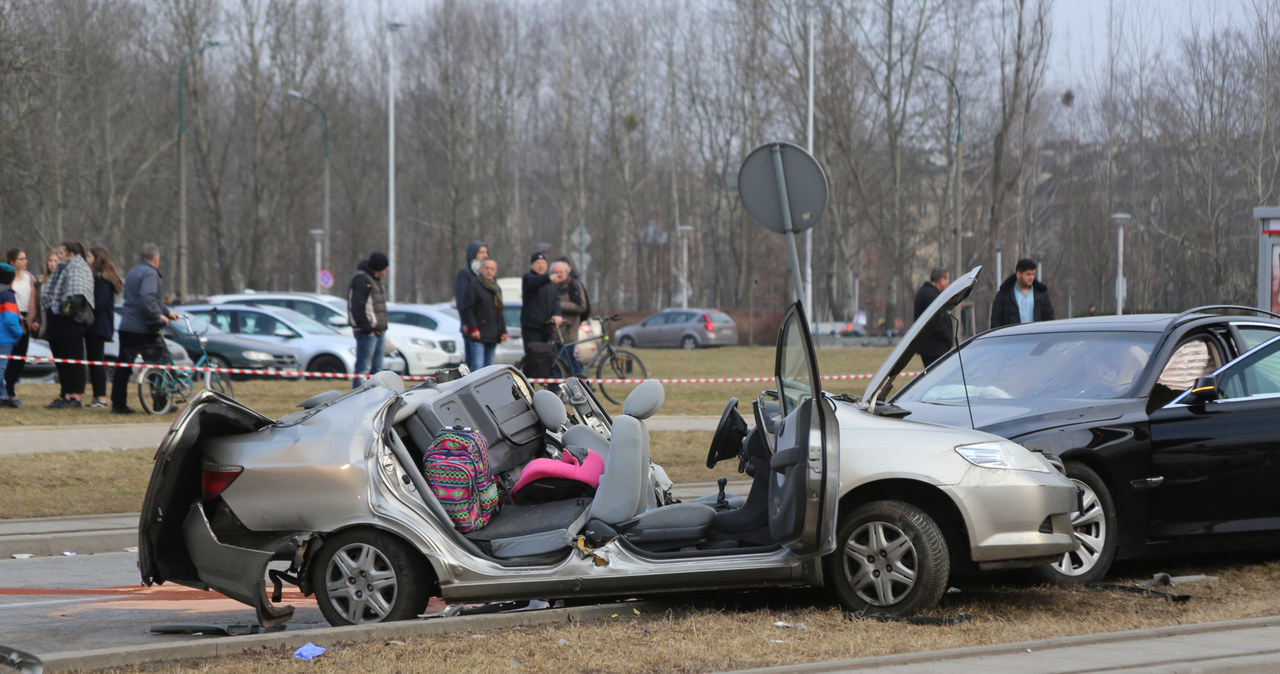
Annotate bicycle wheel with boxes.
[596,349,648,405]
[205,369,234,398]
[138,368,175,415]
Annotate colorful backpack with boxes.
[422,426,500,532]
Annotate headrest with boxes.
[532,389,567,429]
[622,379,664,420]
[368,370,405,393]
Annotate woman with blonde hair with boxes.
[85,246,123,408]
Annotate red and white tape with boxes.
[0,353,916,385]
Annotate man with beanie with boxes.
[0,263,23,407]
[455,241,488,371]
[348,252,389,387]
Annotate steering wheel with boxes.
[707,398,749,469]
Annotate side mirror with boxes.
[274,328,295,339]
[328,315,349,327]
[1184,375,1219,405]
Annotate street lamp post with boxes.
[288,90,331,288]
[802,2,821,315]
[177,40,225,301]
[1113,212,1131,315]
[308,229,324,294]
[922,64,963,274]
[386,21,405,301]
[678,225,693,309]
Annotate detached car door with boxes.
[1147,333,1280,538]
[768,302,839,555]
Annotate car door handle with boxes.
[771,448,802,471]
[1130,476,1164,490]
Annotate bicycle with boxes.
[551,315,648,405]
[136,314,234,414]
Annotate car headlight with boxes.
[408,338,436,349]
[241,350,273,361]
[954,441,1050,473]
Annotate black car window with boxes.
[1219,337,1280,400]
[895,331,1161,403]
[240,312,278,336]
[1237,326,1280,351]
[710,311,733,324]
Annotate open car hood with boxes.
[863,266,981,408]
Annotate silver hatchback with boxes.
[139,267,1077,627]
[615,308,738,349]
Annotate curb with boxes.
[39,600,673,673]
[0,513,138,559]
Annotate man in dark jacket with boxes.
[521,256,563,378]
[460,258,508,369]
[347,252,389,387]
[990,258,1055,329]
[913,267,952,368]
[454,241,488,371]
[111,243,177,414]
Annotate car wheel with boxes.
[1033,462,1117,585]
[617,335,636,348]
[307,355,346,381]
[681,335,698,350]
[311,529,432,626]
[826,500,949,616]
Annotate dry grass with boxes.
[0,448,154,518]
[107,554,1280,673]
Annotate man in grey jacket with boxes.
[111,243,177,414]
[347,252,389,387]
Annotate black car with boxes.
[889,306,1280,584]
[161,314,301,379]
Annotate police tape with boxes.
[0,353,917,384]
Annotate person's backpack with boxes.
[422,426,499,532]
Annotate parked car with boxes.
[182,304,405,378]
[387,302,521,366]
[161,313,301,379]
[138,267,1077,628]
[30,322,194,380]
[615,308,738,349]
[891,304,1280,584]
[207,292,461,375]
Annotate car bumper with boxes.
[941,470,1079,567]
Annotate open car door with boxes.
[767,302,839,555]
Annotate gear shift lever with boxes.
[716,477,728,508]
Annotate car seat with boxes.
[583,380,715,551]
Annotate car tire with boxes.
[307,355,346,381]
[1033,462,1117,585]
[826,500,949,616]
[617,335,636,348]
[681,335,698,350]
[311,528,432,626]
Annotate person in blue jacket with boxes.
[0,263,24,407]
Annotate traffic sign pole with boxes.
[771,145,806,303]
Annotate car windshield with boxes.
[896,330,1161,404]
[273,308,341,336]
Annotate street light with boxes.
[386,21,405,302]
[922,64,963,275]
[308,229,324,294]
[801,2,822,314]
[287,89,331,289]
[677,225,693,309]
[1112,212,1132,315]
[177,39,226,301]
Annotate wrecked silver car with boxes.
[138,270,1078,626]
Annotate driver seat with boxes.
[583,380,716,550]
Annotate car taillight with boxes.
[203,465,244,500]
[703,314,715,334]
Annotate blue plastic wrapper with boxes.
[294,642,326,660]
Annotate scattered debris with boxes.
[0,644,43,674]
[293,642,325,661]
[856,612,973,626]
[773,621,793,628]
[558,638,570,646]
[123,547,138,553]
[1135,573,1218,588]
[9,554,32,560]
[386,640,405,646]
[1086,582,1191,602]
[60,552,75,557]
[150,623,287,637]
[472,634,486,639]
